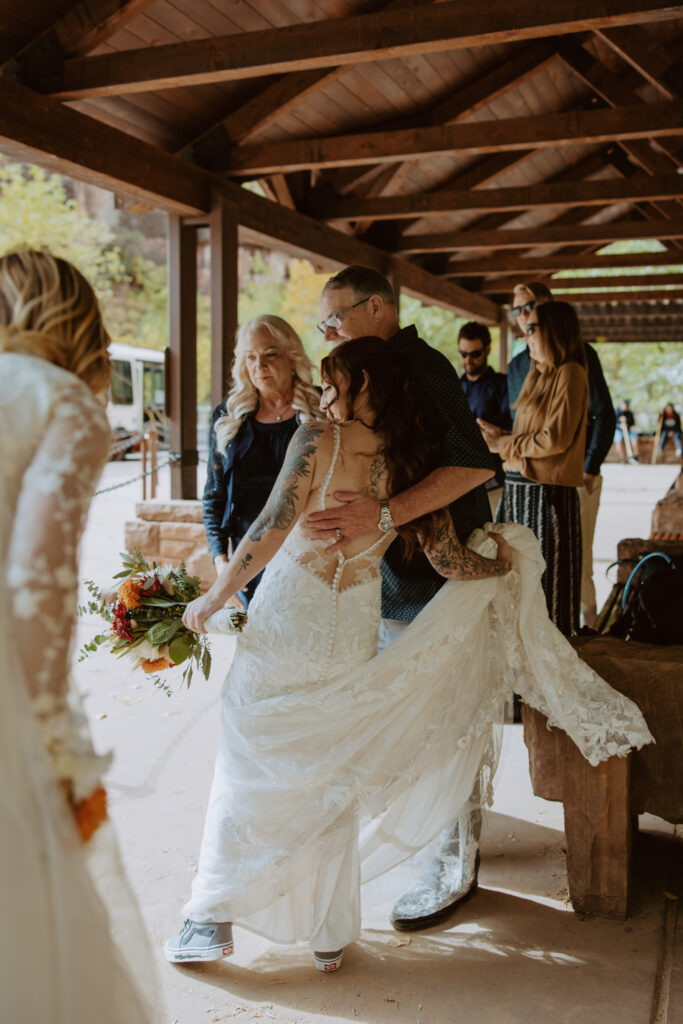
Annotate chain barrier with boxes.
[94,453,181,497]
[108,430,147,459]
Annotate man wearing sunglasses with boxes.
[458,322,510,517]
[507,283,616,629]
[308,265,496,932]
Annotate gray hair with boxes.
[323,265,396,306]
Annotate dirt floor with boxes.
[74,460,682,1024]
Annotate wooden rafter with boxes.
[595,24,683,99]
[181,0,430,155]
[444,251,683,275]
[397,218,683,253]
[551,289,683,301]
[3,0,155,63]
[329,37,558,224]
[227,102,683,175]
[479,271,683,291]
[52,0,683,99]
[0,75,499,324]
[327,174,683,223]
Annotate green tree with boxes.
[0,161,126,299]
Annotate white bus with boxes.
[108,342,167,456]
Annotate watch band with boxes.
[378,498,395,533]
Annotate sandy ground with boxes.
[73,460,682,1024]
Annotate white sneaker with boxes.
[164,920,234,963]
[313,949,344,972]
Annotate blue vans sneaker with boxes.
[164,920,234,963]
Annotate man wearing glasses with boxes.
[307,265,495,933]
[458,322,511,517]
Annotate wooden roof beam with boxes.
[595,24,683,99]
[2,0,155,67]
[227,101,683,175]
[551,289,683,301]
[444,251,683,275]
[52,0,683,99]
[0,75,498,324]
[480,271,683,291]
[327,174,683,223]
[397,218,683,253]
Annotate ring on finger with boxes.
[335,528,342,541]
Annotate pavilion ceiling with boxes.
[1,0,683,339]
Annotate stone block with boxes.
[651,490,683,536]
[159,521,206,542]
[185,545,217,591]
[158,538,197,560]
[125,520,159,552]
[136,500,203,523]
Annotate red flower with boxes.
[112,601,134,642]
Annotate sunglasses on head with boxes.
[510,299,536,318]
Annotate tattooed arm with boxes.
[422,512,513,581]
[183,421,327,632]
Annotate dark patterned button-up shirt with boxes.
[381,325,495,621]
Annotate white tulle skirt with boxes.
[184,524,653,948]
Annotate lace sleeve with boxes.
[7,388,110,701]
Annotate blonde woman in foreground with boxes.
[0,250,155,1023]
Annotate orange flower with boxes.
[141,656,174,672]
[74,786,108,843]
[118,578,142,609]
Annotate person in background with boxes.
[202,315,321,607]
[614,399,639,464]
[657,402,682,459]
[458,321,511,518]
[479,301,589,637]
[508,282,615,629]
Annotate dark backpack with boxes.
[608,552,683,645]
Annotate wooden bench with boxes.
[522,636,682,918]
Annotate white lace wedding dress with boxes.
[0,353,153,1023]
[184,422,653,951]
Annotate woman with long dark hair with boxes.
[165,336,650,973]
[478,301,588,636]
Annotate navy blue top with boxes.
[460,366,511,488]
[202,406,299,560]
[381,325,495,622]
[507,344,616,476]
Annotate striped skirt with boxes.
[496,470,582,636]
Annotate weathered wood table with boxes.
[522,637,682,919]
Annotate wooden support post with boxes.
[498,317,509,373]
[168,215,198,499]
[563,741,632,919]
[209,191,239,411]
[150,424,158,499]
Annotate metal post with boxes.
[168,215,198,499]
[209,191,239,411]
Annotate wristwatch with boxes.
[378,499,395,534]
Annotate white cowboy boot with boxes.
[390,807,481,931]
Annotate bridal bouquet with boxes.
[79,549,246,695]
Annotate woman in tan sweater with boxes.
[478,301,588,635]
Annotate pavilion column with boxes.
[209,191,239,410]
[168,215,198,500]
[498,316,509,372]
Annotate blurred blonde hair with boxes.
[0,249,110,394]
[214,315,321,452]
